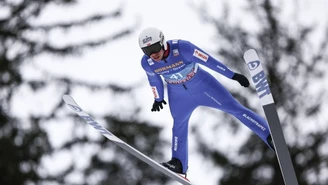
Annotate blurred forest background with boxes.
[1,0,327,185]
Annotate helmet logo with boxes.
[142,36,152,44]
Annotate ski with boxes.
[62,95,191,185]
[243,49,299,185]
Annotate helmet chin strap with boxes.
[162,43,170,60]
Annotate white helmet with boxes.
[138,27,167,56]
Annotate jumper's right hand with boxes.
[151,100,167,112]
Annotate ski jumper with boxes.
[141,39,271,173]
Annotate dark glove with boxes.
[232,73,250,87]
[151,100,167,112]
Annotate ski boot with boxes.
[161,158,189,180]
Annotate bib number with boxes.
[170,73,183,80]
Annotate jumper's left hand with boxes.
[232,73,250,87]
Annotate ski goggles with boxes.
[142,42,162,56]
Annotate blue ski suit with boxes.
[141,39,271,173]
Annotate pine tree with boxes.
[192,0,328,184]
[0,1,170,184]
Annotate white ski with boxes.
[243,49,299,185]
[62,95,191,185]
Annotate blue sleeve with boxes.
[141,56,165,101]
[178,40,235,79]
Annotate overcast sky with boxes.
[9,0,328,184]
